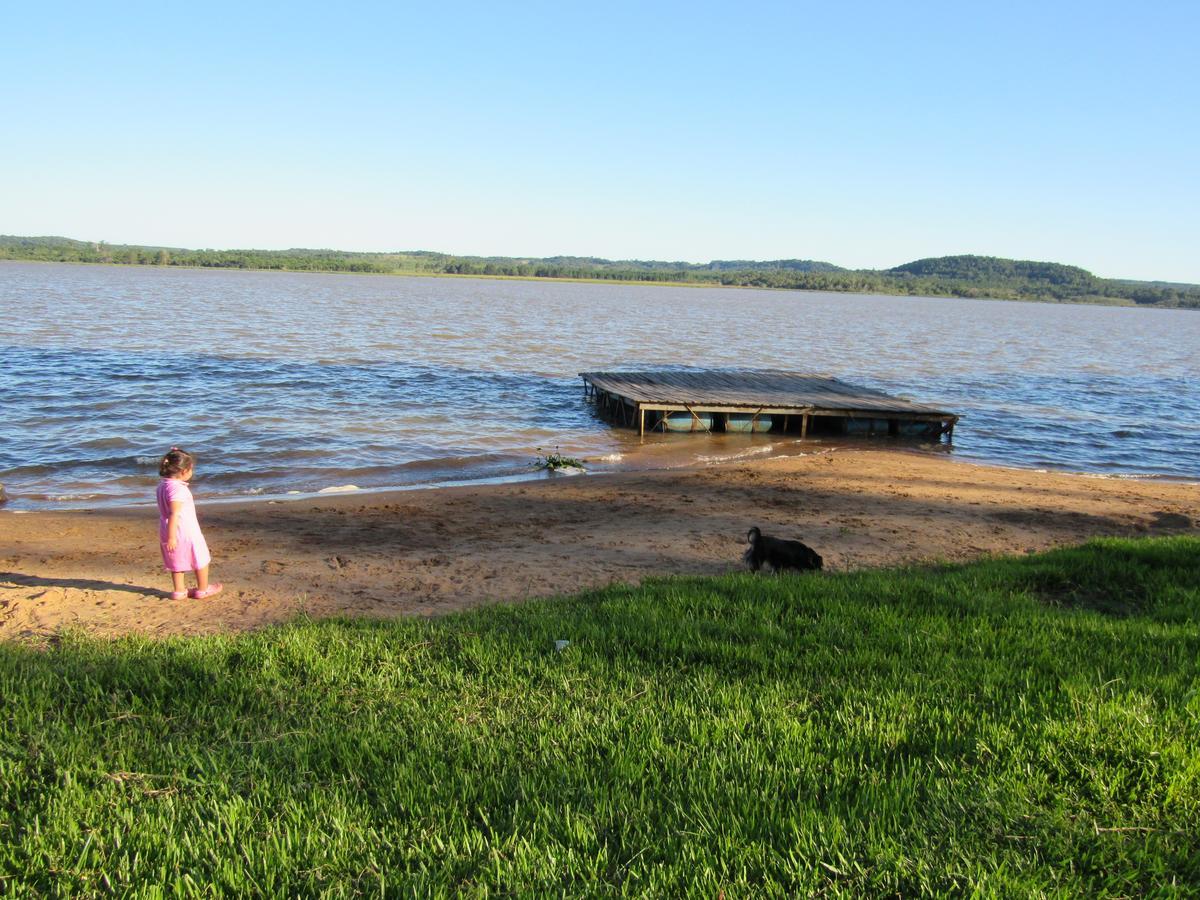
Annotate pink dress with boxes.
[157,478,211,572]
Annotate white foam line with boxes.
[696,445,775,464]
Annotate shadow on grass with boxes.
[1004,536,1200,616]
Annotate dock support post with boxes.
[639,406,645,437]
[801,414,809,440]
[683,404,711,434]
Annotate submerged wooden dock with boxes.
[580,369,958,439]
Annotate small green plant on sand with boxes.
[534,446,584,471]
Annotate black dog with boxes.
[743,526,823,573]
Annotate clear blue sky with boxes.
[3,1,1197,281]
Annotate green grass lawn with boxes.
[2,537,1198,896]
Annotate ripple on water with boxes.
[1,262,1199,508]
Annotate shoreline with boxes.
[6,442,1198,516]
[0,257,1157,309]
[2,449,1196,642]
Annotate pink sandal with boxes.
[168,590,188,601]
[188,583,224,600]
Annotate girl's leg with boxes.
[172,571,187,594]
[195,565,209,592]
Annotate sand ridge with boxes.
[1,450,1196,641]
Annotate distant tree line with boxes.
[2,236,1196,310]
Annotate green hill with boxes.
[2,236,1196,309]
[888,255,1095,285]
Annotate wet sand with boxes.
[1,450,1196,641]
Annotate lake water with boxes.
[1,261,1197,509]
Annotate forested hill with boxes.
[889,256,1094,283]
[2,236,1196,309]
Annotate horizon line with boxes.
[6,232,1193,285]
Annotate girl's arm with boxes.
[166,500,183,550]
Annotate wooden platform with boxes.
[580,369,958,438]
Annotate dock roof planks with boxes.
[580,369,958,437]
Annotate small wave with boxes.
[1078,471,1182,482]
[113,474,159,486]
[695,445,775,464]
[78,437,136,450]
[317,484,360,494]
[595,453,624,463]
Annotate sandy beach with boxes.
[1,449,1196,641]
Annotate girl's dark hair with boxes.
[159,447,195,478]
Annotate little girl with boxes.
[157,447,222,600]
